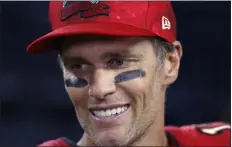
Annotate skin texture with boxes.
[59,36,182,146]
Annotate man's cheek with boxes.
[65,77,88,88]
[114,69,146,83]
[115,69,147,93]
[115,69,149,113]
[66,88,87,105]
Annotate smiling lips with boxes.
[90,104,130,118]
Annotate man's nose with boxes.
[88,70,116,100]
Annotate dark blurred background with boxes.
[0,1,231,146]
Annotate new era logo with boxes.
[162,16,171,30]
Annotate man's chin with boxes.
[87,107,133,145]
[93,129,128,146]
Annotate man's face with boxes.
[60,37,169,146]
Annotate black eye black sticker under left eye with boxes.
[65,77,88,88]
[114,69,146,83]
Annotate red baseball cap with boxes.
[27,1,176,53]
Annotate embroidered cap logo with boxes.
[162,16,171,30]
[60,1,110,21]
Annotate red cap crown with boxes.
[27,1,176,53]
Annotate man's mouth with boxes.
[90,104,130,118]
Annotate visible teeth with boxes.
[111,108,116,115]
[106,109,111,116]
[122,106,125,112]
[100,111,105,117]
[92,105,129,118]
[117,107,121,113]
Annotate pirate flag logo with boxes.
[60,0,110,21]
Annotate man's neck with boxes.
[131,126,168,146]
[130,112,168,146]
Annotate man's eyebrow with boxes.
[100,52,143,60]
[61,56,92,65]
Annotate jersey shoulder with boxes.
[165,122,231,146]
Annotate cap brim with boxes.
[27,21,155,53]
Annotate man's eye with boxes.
[107,58,127,69]
[70,64,91,72]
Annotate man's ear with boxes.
[162,41,183,86]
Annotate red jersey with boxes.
[38,122,231,147]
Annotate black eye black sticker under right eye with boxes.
[65,77,88,88]
[114,69,146,83]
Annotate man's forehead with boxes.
[61,35,119,44]
[59,35,151,57]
